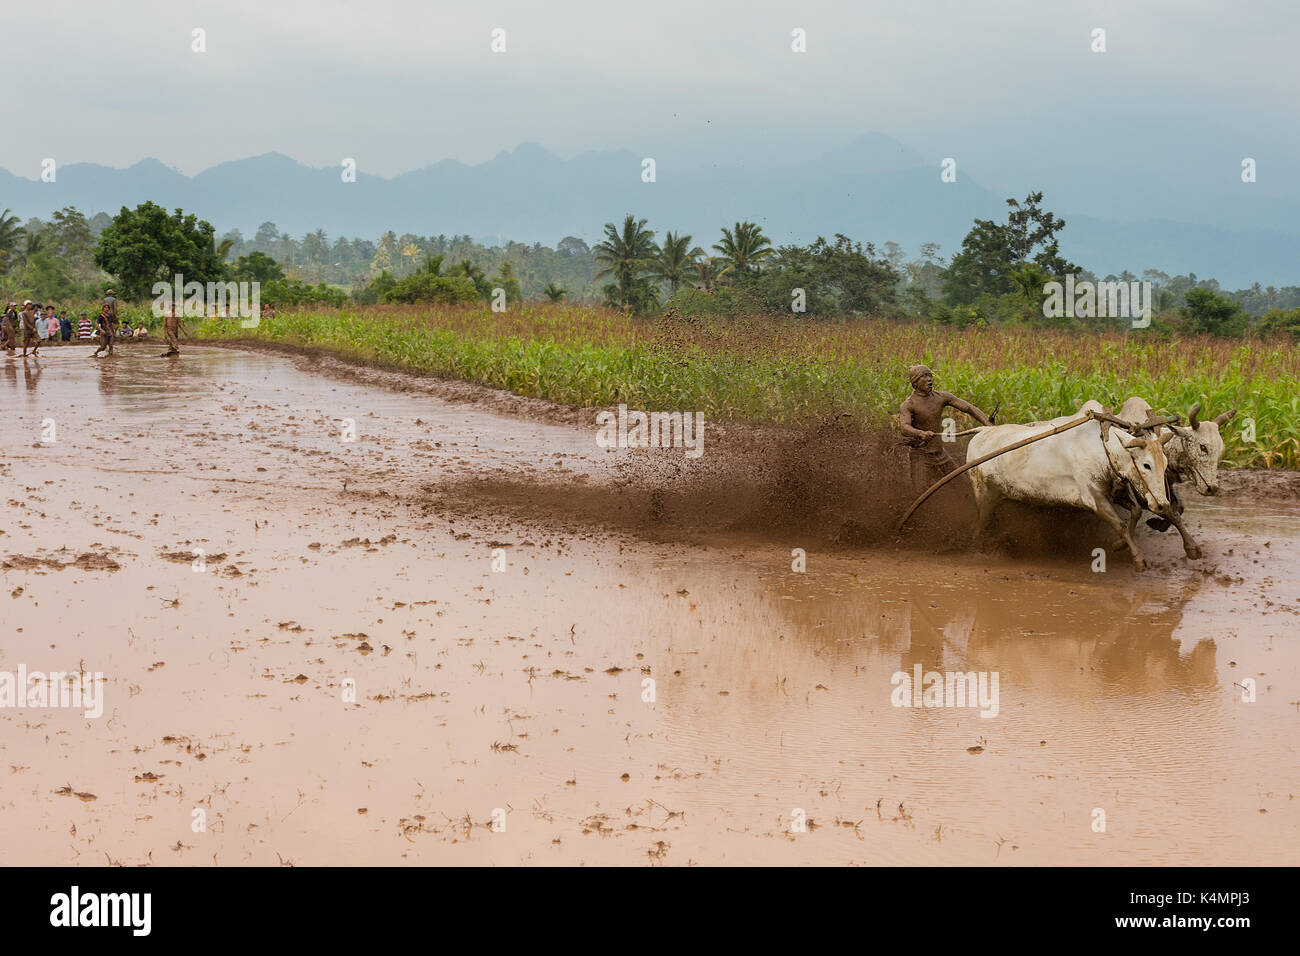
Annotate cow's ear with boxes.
[1123,439,1146,449]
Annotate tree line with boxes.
[2,198,1298,338]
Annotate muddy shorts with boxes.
[908,441,960,491]
[165,328,180,351]
[23,330,39,348]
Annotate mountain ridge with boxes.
[2,134,1295,287]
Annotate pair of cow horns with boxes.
[1188,403,1237,429]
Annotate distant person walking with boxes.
[161,304,184,356]
[92,289,119,357]
[1,303,16,353]
[20,300,41,357]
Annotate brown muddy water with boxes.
[1,345,1297,866]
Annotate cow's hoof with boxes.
[1132,556,1149,572]
[1185,546,1203,560]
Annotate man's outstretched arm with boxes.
[942,392,992,426]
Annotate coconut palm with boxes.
[301,230,328,279]
[542,281,566,302]
[692,257,725,292]
[593,214,658,310]
[648,232,705,295]
[21,231,44,264]
[0,208,23,267]
[713,221,773,278]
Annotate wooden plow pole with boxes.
[894,411,1099,533]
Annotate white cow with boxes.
[1116,396,1236,559]
[966,401,1174,571]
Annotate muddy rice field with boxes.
[1,344,1298,866]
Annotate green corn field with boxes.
[196,304,1300,469]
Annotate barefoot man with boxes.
[92,289,119,357]
[19,300,41,357]
[898,364,992,491]
[161,303,185,356]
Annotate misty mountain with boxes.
[2,133,1296,288]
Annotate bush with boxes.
[263,279,347,307]
[1256,307,1300,340]
[383,272,480,305]
[1184,287,1246,336]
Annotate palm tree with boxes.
[647,232,705,295]
[0,208,22,267]
[692,257,725,292]
[593,214,658,310]
[300,231,326,279]
[713,221,773,278]
[451,259,489,298]
[22,231,44,263]
[542,281,566,302]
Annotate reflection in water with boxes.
[626,547,1273,863]
[756,562,1217,698]
[97,356,118,400]
[22,356,43,394]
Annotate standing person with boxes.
[46,307,59,342]
[20,300,41,357]
[898,364,992,492]
[161,304,184,356]
[92,289,119,357]
[77,311,93,340]
[1,302,16,354]
[59,311,72,341]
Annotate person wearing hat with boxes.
[898,364,992,492]
[93,288,119,357]
[19,300,41,356]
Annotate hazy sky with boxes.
[6,0,1296,205]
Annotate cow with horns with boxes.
[965,400,1176,571]
[1115,397,1236,560]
